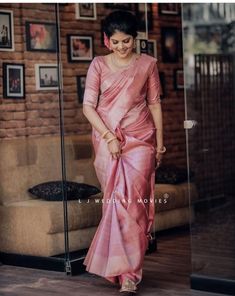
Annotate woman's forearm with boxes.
[148,103,164,148]
[83,105,114,139]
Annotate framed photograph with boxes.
[104,4,132,10]
[0,10,14,51]
[135,3,153,32]
[136,39,157,58]
[76,75,86,104]
[35,64,59,90]
[67,34,93,62]
[136,39,148,55]
[174,69,184,90]
[75,3,97,20]
[3,63,25,99]
[161,27,179,63]
[25,21,57,52]
[159,3,180,15]
[159,72,165,99]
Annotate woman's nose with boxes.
[118,42,125,49]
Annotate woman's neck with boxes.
[111,52,137,67]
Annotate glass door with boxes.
[0,3,68,272]
[182,3,235,295]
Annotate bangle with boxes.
[101,130,111,139]
[106,136,117,144]
[156,146,166,154]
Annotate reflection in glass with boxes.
[0,3,68,271]
[182,3,235,286]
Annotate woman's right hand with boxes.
[107,138,121,159]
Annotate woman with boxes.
[82,10,165,295]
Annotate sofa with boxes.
[0,134,198,257]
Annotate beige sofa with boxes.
[0,134,198,257]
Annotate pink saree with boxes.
[83,53,161,286]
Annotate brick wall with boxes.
[0,3,186,167]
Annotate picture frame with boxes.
[0,10,14,51]
[75,3,97,20]
[159,3,180,15]
[35,64,59,91]
[25,21,57,52]
[136,39,148,55]
[174,69,184,90]
[136,39,157,58]
[135,3,153,32]
[161,27,179,63]
[3,63,25,99]
[67,34,93,62]
[76,75,87,104]
[159,72,165,99]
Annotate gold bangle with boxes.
[106,136,117,144]
[156,146,166,153]
[101,130,111,139]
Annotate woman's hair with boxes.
[103,10,138,38]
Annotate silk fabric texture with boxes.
[83,53,161,286]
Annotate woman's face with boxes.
[109,31,135,59]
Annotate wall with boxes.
[0,3,186,167]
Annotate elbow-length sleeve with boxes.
[83,57,100,108]
[146,61,161,105]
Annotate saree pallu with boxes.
[83,53,161,286]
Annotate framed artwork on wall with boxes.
[0,10,14,51]
[136,39,148,54]
[159,3,180,15]
[25,21,57,52]
[67,34,93,62]
[75,3,97,20]
[35,64,59,90]
[136,39,157,58]
[3,63,25,99]
[174,69,184,90]
[161,27,179,63]
[76,75,86,103]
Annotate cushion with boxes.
[28,181,101,201]
[155,165,194,184]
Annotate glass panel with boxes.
[182,2,235,285]
[0,3,67,265]
[59,2,103,268]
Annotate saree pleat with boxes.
[83,53,161,285]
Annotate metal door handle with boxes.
[184,120,198,129]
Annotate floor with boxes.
[0,226,231,296]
